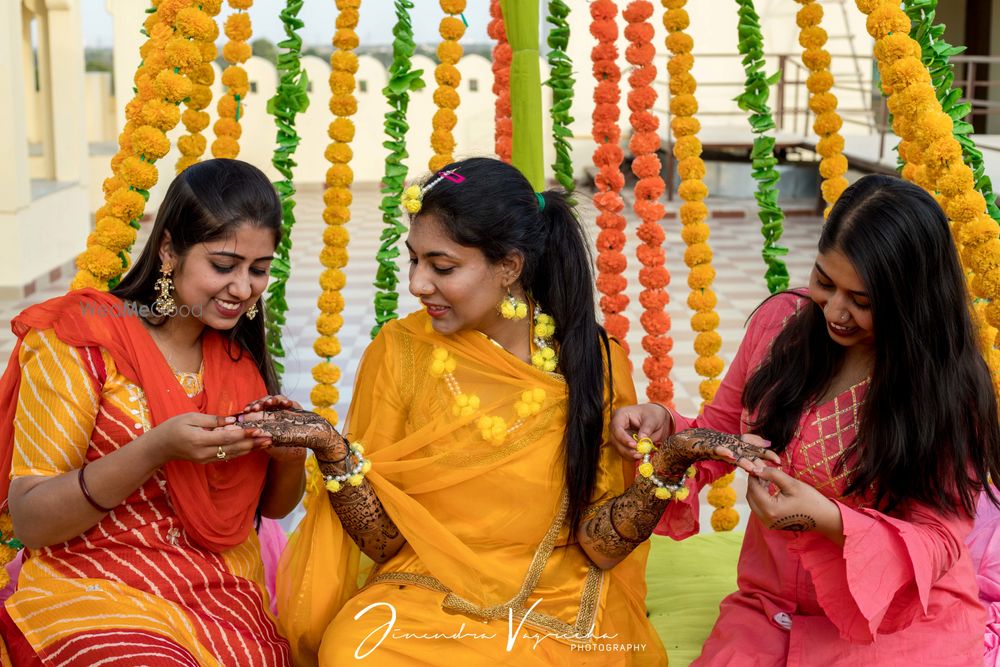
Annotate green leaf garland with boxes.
[263,0,309,375]
[545,0,575,191]
[734,0,788,293]
[372,0,424,338]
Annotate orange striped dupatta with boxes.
[0,289,268,552]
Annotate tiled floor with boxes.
[0,183,822,532]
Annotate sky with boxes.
[81,0,494,48]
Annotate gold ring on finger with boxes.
[216,446,227,460]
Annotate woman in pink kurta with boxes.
[613,175,1000,665]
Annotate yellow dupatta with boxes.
[277,311,651,664]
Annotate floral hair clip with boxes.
[401,169,464,214]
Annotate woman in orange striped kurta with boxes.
[0,160,304,665]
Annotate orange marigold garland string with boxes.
[488,0,512,163]
[624,1,673,404]
[175,1,220,173]
[73,0,203,290]
[663,0,735,532]
[590,0,629,347]
[312,0,361,426]
[858,0,1000,389]
[430,0,465,171]
[796,0,848,216]
[212,0,253,159]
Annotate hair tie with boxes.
[535,192,546,211]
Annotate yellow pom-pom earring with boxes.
[499,288,528,320]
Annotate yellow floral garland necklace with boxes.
[428,305,558,445]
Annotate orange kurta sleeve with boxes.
[12,329,99,478]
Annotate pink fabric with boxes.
[258,518,288,616]
[655,292,986,666]
[969,492,1000,666]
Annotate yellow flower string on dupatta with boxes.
[858,0,1000,390]
[429,346,548,445]
[72,0,205,289]
[312,0,361,427]
[175,1,221,173]
[212,0,253,159]
[796,0,848,216]
[430,0,465,171]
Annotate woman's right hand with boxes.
[145,413,267,466]
[610,403,674,460]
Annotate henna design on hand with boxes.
[319,461,405,563]
[652,428,770,481]
[768,513,817,532]
[240,409,348,461]
[583,479,670,561]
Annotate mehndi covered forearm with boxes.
[318,459,407,564]
[582,478,670,561]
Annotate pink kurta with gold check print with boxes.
[656,292,985,667]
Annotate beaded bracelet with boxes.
[635,437,696,501]
[319,441,371,493]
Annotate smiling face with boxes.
[159,223,276,331]
[406,213,522,339]
[809,249,875,350]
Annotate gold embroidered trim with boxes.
[361,491,604,642]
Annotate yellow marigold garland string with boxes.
[796,0,849,216]
[73,0,204,290]
[176,1,220,173]
[212,0,253,159]
[430,0,465,171]
[858,0,1000,390]
[663,0,734,532]
[312,0,361,426]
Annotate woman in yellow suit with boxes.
[267,158,764,665]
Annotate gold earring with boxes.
[153,264,177,316]
[499,288,528,320]
[246,302,259,320]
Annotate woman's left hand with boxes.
[240,394,303,414]
[746,466,844,545]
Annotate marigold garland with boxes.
[546,0,575,191]
[860,0,1000,393]
[310,0,361,424]
[796,0,848,216]
[175,2,220,173]
[73,0,203,290]
[590,0,630,347]
[735,0,789,293]
[212,0,253,159]
[373,0,424,336]
[429,1,464,172]
[488,0,512,163]
[663,0,733,531]
[626,1,673,404]
[262,0,310,377]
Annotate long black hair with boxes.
[112,158,282,395]
[744,174,1000,515]
[417,157,606,529]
